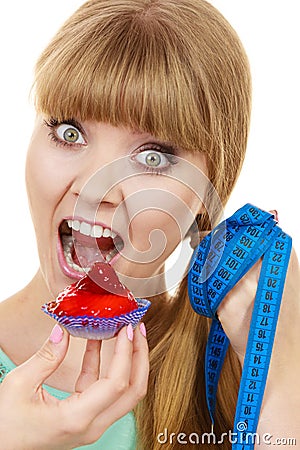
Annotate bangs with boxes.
[34,1,212,153]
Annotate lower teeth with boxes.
[105,249,118,263]
[61,235,118,271]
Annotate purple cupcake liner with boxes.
[42,298,151,340]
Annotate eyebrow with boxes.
[131,129,182,152]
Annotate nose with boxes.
[71,154,127,212]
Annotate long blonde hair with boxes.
[34,1,252,448]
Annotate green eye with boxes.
[145,152,162,167]
[132,148,177,174]
[63,127,79,143]
[56,123,85,145]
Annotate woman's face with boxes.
[26,117,208,297]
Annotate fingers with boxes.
[92,323,149,431]
[4,325,69,395]
[75,340,102,393]
[67,323,149,430]
[269,209,279,222]
[127,323,149,402]
[106,323,134,381]
[70,325,134,419]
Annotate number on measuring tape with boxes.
[188,204,292,450]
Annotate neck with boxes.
[23,268,53,304]
[0,269,61,352]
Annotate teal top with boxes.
[0,347,137,449]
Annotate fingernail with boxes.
[127,324,134,342]
[140,322,147,338]
[49,324,63,344]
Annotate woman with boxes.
[0,1,299,449]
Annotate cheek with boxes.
[130,210,181,251]
[124,180,202,252]
[25,139,71,211]
[25,146,48,230]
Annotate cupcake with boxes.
[42,262,151,340]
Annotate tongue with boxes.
[72,244,103,267]
[72,230,114,250]
[71,231,114,267]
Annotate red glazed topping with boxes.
[47,262,138,318]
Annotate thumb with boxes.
[14,324,69,391]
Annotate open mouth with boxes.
[58,218,124,278]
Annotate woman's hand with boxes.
[0,323,148,450]
[218,246,300,373]
[217,234,300,445]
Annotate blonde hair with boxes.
[34,1,251,448]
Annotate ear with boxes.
[185,214,202,249]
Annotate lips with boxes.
[57,217,124,279]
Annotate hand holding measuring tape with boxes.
[188,204,300,448]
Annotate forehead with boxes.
[34,4,213,158]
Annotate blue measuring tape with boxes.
[188,204,292,449]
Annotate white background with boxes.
[0,1,299,300]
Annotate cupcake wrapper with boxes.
[42,299,151,340]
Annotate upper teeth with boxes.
[67,219,117,239]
